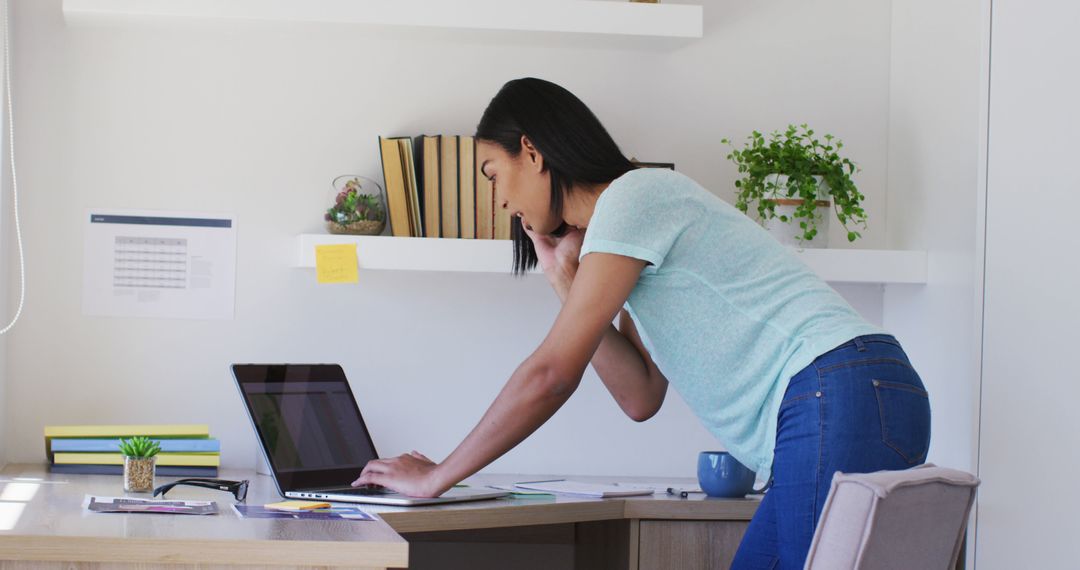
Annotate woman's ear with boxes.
[520,135,544,173]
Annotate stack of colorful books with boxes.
[44,424,220,477]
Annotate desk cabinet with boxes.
[402,519,749,570]
[637,520,749,570]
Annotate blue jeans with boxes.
[730,334,932,569]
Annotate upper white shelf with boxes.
[295,234,928,285]
[63,0,704,39]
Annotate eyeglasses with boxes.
[152,478,249,502]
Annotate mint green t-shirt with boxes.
[579,168,885,482]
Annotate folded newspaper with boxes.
[84,495,218,515]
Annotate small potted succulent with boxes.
[119,436,161,493]
[325,175,387,235]
[722,124,868,248]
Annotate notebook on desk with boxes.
[231,364,508,506]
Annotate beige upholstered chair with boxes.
[804,464,980,570]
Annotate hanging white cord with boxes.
[0,0,25,335]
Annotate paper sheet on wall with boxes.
[82,209,237,320]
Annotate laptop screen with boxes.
[232,364,379,491]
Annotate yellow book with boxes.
[458,135,476,239]
[399,138,423,237]
[440,135,460,238]
[44,424,210,438]
[379,136,412,237]
[476,156,494,239]
[421,135,441,238]
[53,453,221,467]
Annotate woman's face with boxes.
[477,137,561,235]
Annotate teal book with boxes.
[50,438,220,453]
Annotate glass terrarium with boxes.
[325,175,387,235]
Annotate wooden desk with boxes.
[0,464,761,570]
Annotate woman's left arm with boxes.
[353,252,646,497]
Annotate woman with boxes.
[354,77,931,568]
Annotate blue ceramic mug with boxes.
[697,451,760,498]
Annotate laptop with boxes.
[231,364,508,506]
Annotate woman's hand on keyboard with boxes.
[352,451,449,498]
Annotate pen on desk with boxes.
[666,487,705,499]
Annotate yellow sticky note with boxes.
[265,500,331,511]
[315,244,359,284]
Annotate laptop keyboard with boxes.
[325,485,394,496]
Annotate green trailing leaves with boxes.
[723,124,869,244]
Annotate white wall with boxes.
[4,0,895,478]
[883,0,983,475]
[0,3,8,466]
[882,4,984,564]
[976,1,1080,567]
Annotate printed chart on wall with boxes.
[82,209,237,320]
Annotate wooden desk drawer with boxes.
[637,520,749,570]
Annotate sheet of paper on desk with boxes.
[84,495,218,515]
[232,504,374,521]
[485,484,554,496]
[82,209,237,320]
[513,480,654,498]
[613,481,703,494]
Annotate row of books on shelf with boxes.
[379,134,512,240]
[377,135,675,241]
[44,424,220,477]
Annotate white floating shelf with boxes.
[299,234,522,274]
[296,234,928,285]
[63,0,704,39]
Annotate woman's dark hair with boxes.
[475,78,637,275]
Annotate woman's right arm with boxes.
[591,311,669,421]
[528,227,668,422]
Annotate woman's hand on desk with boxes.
[352,451,451,498]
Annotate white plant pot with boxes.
[759,174,832,249]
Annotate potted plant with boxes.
[325,175,387,235]
[722,124,867,248]
[119,436,161,493]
